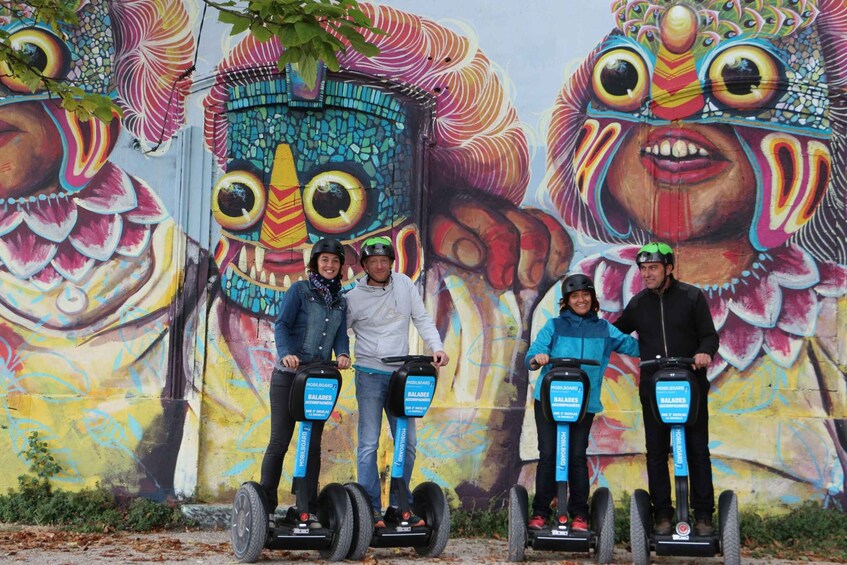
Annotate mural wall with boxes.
[0,0,844,513]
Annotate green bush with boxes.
[0,431,189,532]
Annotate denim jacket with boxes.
[274,279,349,366]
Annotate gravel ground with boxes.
[0,526,843,565]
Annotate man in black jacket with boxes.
[614,242,719,537]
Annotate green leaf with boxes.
[297,54,318,89]
[294,22,324,45]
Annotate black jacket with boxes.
[614,276,719,380]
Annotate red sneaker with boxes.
[571,515,589,531]
[528,515,547,530]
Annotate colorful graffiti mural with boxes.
[0,0,204,500]
[195,4,569,505]
[0,0,844,515]
[545,0,847,509]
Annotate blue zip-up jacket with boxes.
[274,279,349,366]
[525,308,639,413]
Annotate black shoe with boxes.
[694,517,714,536]
[653,517,672,535]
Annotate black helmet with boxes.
[636,242,674,266]
[310,238,345,265]
[359,236,395,265]
[561,274,595,296]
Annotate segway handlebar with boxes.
[534,357,601,369]
[381,355,435,364]
[639,356,696,368]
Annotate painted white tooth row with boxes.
[236,245,352,288]
[645,140,710,158]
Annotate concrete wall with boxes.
[0,0,844,513]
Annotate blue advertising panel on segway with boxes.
[647,363,700,427]
[386,357,438,418]
[539,366,589,424]
[289,363,342,422]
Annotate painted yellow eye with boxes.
[591,48,649,111]
[708,45,779,110]
[0,27,70,93]
[303,170,367,234]
[212,170,267,230]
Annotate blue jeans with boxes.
[355,369,416,512]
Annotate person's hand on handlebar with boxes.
[693,353,712,369]
[336,354,351,370]
[432,350,449,367]
[282,354,301,369]
[530,353,550,369]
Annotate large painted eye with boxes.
[591,48,649,111]
[303,170,367,234]
[707,45,779,110]
[0,27,70,93]
[212,170,267,230]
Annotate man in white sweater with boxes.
[346,236,449,529]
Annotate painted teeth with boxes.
[284,275,292,287]
[269,272,277,286]
[347,267,355,280]
[645,140,709,158]
[238,247,248,272]
[255,246,265,271]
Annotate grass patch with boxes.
[0,432,190,532]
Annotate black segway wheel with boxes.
[718,490,741,565]
[508,485,528,562]
[412,481,450,557]
[231,481,268,563]
[590,487,615,564]
[630,489,651,565]
[344,482,373,560]
[317,483,354,561]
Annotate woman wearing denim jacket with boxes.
[525,274,639,531]
[260,238,351,529]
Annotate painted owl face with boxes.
[552,0,835,250]
[210,73,426,317]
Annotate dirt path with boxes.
[1,525,843,564]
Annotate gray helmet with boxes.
[359,236,395,265]
[310,238,345,265]
[561,274,595,297]
[636,242,674,266]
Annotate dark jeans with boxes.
[260,369,325,514]
[532,399,595,519]
[639,376,715,521]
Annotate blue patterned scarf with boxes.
[309,271,342,305]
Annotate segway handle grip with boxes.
[381,355,435,364]
[639,356,696,368]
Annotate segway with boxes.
[230,361,353,563]
[629,356,740,565]
[508,358,615,563]
[345,355,450,560]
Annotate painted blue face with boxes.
[212,76,427,317]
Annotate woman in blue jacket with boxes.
[525,274,639,531]
[260,238,351,529]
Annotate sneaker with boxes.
[571,515,589,531]
[307,513,323,529]
[406,513,425,527]
[694,517,714,536]
[528,515,547,530]
[653,517,672,535]
[373,510,386,529]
